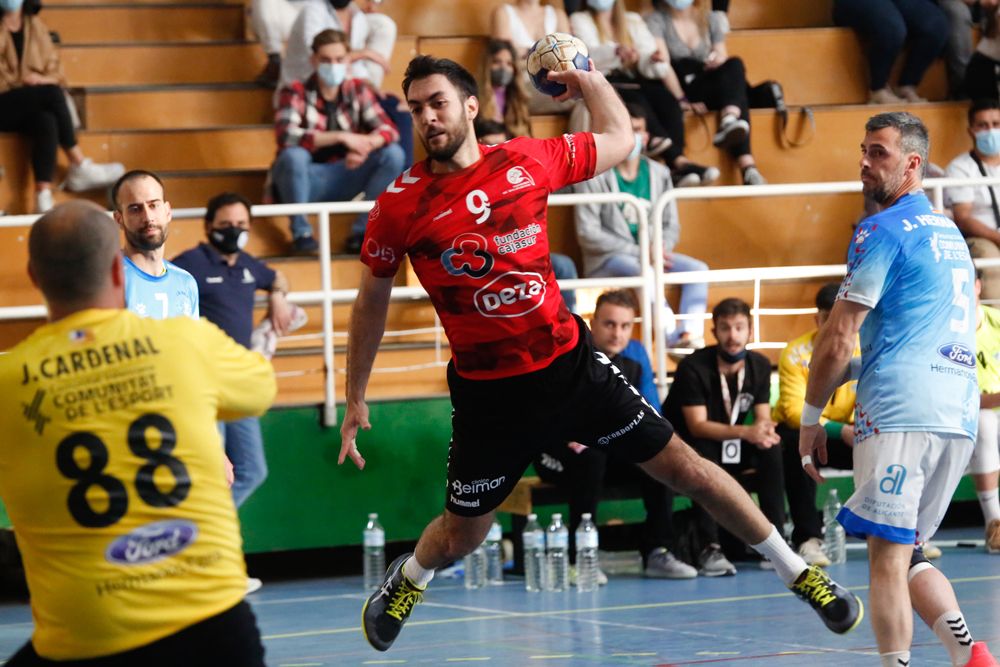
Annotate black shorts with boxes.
[7,601,265,667]
[445,316,675,517]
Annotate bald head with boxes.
[29,201,121,310]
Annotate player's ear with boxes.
[466,94,479,121]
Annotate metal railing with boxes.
[4,176,1000,421]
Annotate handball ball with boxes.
[526,32,590,97]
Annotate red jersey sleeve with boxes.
[359,196,405,278]
[507,133,597,192]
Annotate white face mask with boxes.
[665,0,694,9]
[317,62,347,88]
[587,0,616,11]
[627,132,643,161]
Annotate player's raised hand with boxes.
[799,422,828,484]
[549,59,598,103]
[339,400,370,469]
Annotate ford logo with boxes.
[105,520,198,565]
[937,343,975,368]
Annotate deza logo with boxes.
[474,271,546,318]
[105,520,198,565]
[879,464,907,496]
[938,343,975,368]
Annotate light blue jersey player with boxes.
[801,112,997,666]
[123,256,199,320]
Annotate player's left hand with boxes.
[549,58,596,103]
[339,400,370,469]
[799,423,828,484]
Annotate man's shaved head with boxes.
[29,201,120,308]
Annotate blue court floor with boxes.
[0,527,997,666]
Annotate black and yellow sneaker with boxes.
[362,553,425,651]
[790,565,864,634]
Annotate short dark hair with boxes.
[968,98,1000,125]
[205,192,253,224]
[111,170,165,211]
[624,102,647,122]
[403,55,478,101]
[595,289,638,315]
[312,28,348,54]
[815,282,840,312]
[474,119,511,141]
[865,112,930,175]
[712,297,751,324]
[486,38,515,59]
[29,201,119,306]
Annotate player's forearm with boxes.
[804,328,854,415]
[345,275,393,404]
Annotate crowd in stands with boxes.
[3,0,1000,580]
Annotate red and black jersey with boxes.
[361,132,598,380]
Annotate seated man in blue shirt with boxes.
[173,192,294,516]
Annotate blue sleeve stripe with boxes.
[837,506,916,545]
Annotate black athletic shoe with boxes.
[790,565,864,634]
[362,553,425,651]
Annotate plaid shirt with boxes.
[274,74,399,160]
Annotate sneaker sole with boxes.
[699,568,736,577]
[713,124,749,150]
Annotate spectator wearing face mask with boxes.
[945,98,1000,301]
[271,28,404,254]
[477,39,532,139]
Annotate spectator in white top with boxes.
[571,0,719,187]
[945,98,1000,301]
[490,0,570,58]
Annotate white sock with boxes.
[933,611,974,667]
[402,556,434,587]
[978,488,1000,525]
[879,650,910,666]
[751,526,808,586]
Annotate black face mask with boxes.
[209,226,249,254]
[330,0,351,8]
[490,67,514,88]
[717,347,747,364]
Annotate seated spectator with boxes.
[570,0,719,186]
[772,283,857,568]
[171,192,296,511]
[477,39,532,138]
[534,290,698,580]
[972,272,1000,554]
[831,0,947,103]
[945,99,1000,301]
[574,103,708,347]
[473,119,579,312]
[938,0,984,99]
[645,0,765,185]
[0,0,124,213]
[661,297,785,575]
[965,3,1000,100]
[272,29,405,254]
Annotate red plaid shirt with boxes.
[274,74,399,160]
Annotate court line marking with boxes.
[261,573,1000,641]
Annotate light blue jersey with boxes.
[123,256,199,320]
[838,192,979,442]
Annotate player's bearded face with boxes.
[421,111,469,161]
[124,222,166,252]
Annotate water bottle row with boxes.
[524,512,600,593]
[361,511,603,593]
[823,488,847,565]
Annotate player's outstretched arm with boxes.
[340,269,394,469]
[800,299,868,482]
[548,61,632,175]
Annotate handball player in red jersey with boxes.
[339,54,863,652]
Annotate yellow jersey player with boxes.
[0,201,276,665]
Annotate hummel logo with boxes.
[21,389,50,435]
[433,208,453,221]
[948,617,972,645]
[386,168,420,194]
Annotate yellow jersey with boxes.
[0,309,276,659]
[976,304,1000,395]
[772,328,858,429]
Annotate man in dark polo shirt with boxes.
[662,297,784,576]
[172,192,293,515]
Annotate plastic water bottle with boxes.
[823,489,847,565]
[523,513,545,592]
[545,513,569,591]
[575,513,600,592]
[484,521,504,584]
[362,513,385,591]
[463,545,487,589]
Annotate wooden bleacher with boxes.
[0,0,976,402]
